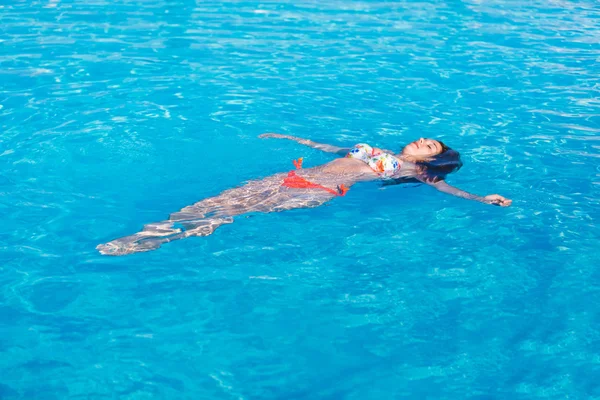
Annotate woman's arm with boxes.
[259,133,349,156]
[425,179,512,206]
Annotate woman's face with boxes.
[401,138,444,159]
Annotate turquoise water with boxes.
[2,0,600,398]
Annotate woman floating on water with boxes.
[97,134,511,256]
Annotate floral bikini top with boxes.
[346,143,401,178]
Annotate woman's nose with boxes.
[419,138,424,144]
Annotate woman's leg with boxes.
[97,175,334,256]
[96,215,235,256]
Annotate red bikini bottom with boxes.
[281,158,348,196]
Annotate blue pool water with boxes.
[2,0,600,398]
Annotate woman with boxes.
[97,134,511,256]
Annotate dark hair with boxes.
[438,141,450,154]
[382,140,463,187]
[416,141,463,183]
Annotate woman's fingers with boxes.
[485,194,512,207]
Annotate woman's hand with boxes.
[483,194,512,207]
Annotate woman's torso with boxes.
[280,144,419,190]
[318,157,379,177]
[315,143,414,181]
[301,156,415,188]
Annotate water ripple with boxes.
[2,0,600,398]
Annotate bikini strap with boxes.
[285,158,349,197]
[337,184,349,196]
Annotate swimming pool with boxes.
[1,0,599,398]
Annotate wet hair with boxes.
[438,141,450,154]
[416,141,463,183]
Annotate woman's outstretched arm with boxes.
[259,133,349,155]
[425,179,512,206]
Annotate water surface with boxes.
[1,0,599,398]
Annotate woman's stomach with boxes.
[303,158,378,185]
